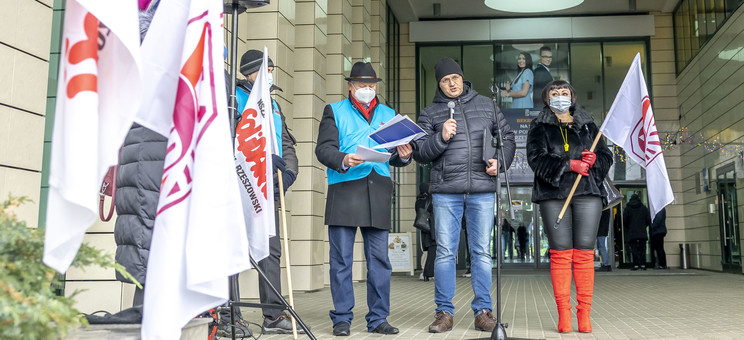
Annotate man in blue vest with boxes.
[315,62,412,336]
[218,50,300,337]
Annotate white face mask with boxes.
[549,96,572,113]
[267,73,274,89]
[353,85,376,104]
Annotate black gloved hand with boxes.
[272,154,286,173]
[273,169,296,201]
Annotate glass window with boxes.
[418,45,461,109]
[462,45,494,98]
[570,43,604,122]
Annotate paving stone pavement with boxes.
[233,269,744,340]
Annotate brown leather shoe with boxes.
[428,311,453,333]
[474,309,497,332]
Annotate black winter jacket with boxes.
[526,107,612,203]
[413,82,516,194]
[114,123,167,284]
[650,207,667,236]
[624,195,651,241]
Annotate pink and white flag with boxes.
[600,53,674,219]
[138,0,251,338]
[43,0,141,273]
[234,47,277,262]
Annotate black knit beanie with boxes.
[434,57,463,83]
[240,49,274,76]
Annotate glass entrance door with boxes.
[716,164,741,273]
[492,186,549,268]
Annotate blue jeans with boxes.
[433,192,495,316]
[328,226,392,331]
[597,236,611,266]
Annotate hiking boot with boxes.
[216,317,253,338]
[263,314,307,334]
[474,309,497,332]
[428,311,453,333]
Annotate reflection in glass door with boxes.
[491,186,548,267]
[716,164,741,273]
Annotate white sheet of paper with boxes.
[356,145,391,163]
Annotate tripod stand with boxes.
[225,1,314,339]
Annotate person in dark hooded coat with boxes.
[624,193,651,270]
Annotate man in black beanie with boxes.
[413,57,515,333]
[217,49,301,337]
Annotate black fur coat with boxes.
[526,107,612,203]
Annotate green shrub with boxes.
[0,195,140,340]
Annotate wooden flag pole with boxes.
[553,131,604,229]
[276,170,298,339]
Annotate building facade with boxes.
[0,0,742,314]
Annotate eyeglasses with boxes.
[541,56,553,59]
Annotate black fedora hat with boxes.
[345,62,382,82]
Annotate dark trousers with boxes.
[629,239,647,267]
[257,209,284,319]
[328,225,391,331]
[423,244,436,278]
[539,196,602,250]
[221,209,284,321]
[649,234,667,267]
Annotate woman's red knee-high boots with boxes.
[549,249,574,333]
[573,249,595,333]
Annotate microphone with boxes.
[447,101,455,140]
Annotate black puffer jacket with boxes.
[624,195,651,241]
[413,82,516,194]
[114,123,167,284]
[526,106,612,203]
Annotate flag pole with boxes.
[277,169,298,339]
[552,131,603,229]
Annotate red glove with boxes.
[581,149,596,167]
[570,160,590,176]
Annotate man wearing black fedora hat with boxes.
[217,49,301,337]
[315,61,412,336]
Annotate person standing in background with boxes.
[649,207,668,269]
[624,194,651,271]
[595,209,612,272]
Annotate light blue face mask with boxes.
[267,73,274,89]
[549,96,572,113]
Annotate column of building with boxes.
[649,12,682,267]
[290,0,329,291]
[229,0,298,298]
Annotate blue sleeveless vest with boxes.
[236,86,283,156]
[327,99,395,185]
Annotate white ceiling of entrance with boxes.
[389,0,679,22]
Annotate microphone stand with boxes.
[488,84,515,340]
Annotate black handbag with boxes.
[602,178,623,211]
[413,195,432,233]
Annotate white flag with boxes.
[234,47,277,262]
[140,0,251,338]
[43,0,141,273]
[600,53,674,219]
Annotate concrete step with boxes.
[67,318,211,340]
